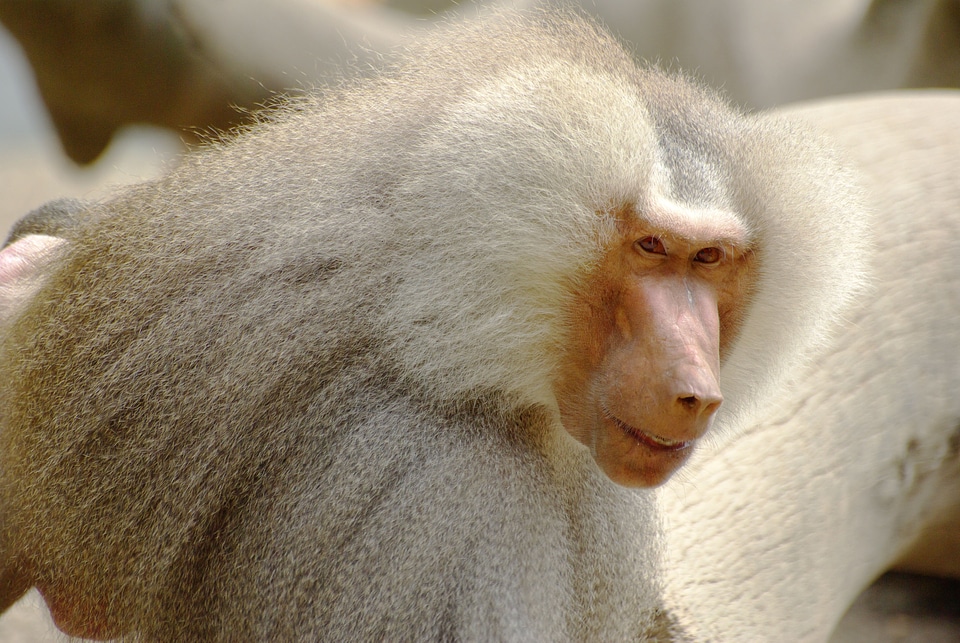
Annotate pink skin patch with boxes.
[0,234,67,322]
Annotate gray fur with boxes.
[0,9,869,641]
[2,198,85,247]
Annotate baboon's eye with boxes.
[694,247,723,264]
[635,236,666,256]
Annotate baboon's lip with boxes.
[609,414,692,453]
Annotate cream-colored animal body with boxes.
[0,10,867,641]
[659,91,960,642]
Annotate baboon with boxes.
[0,10,869,641]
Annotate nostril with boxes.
[676,394,723,415]
[678,395,699,410]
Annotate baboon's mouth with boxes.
[609,414,692,453]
